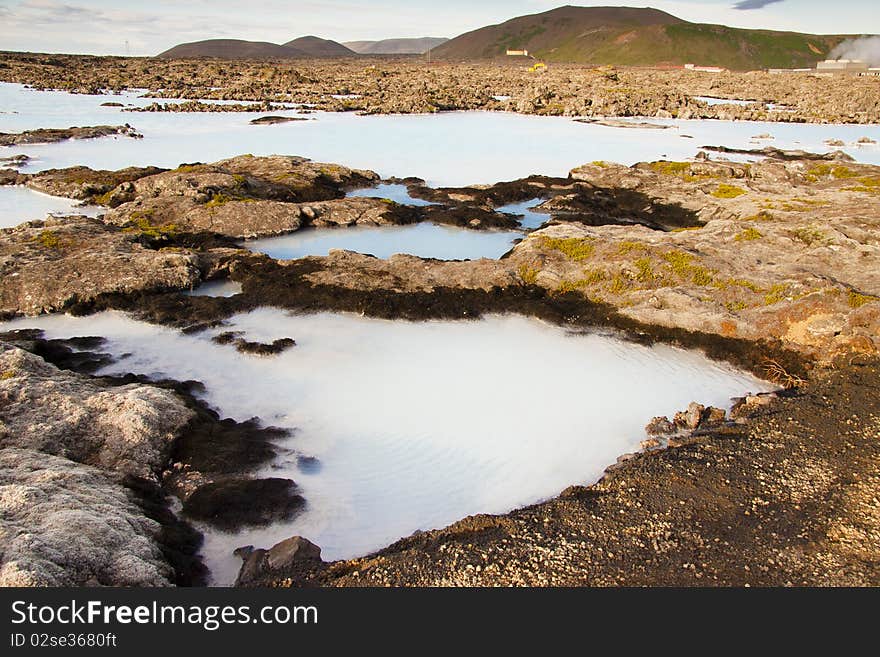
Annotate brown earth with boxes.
[1,53,879,123]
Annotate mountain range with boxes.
[157,35,357,59]
[343,37,449,55]
[157,5,868,70]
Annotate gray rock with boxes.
[0,448,173,587]
[0,343,194,481]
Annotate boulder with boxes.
[235,536,323,587]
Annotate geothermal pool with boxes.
[0,186,103,228]
[3,83,879,186]
[245,223,523,260]
[0,309,775,584]
[496,198,549,229]
[346,183,436,206]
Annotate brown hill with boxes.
[157,39,304,59]
[283,36,356,57]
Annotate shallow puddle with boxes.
[496,198,549,229]
[345,183,436,206]
[0,186,103,228]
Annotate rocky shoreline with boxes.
[1,147,878,586]
[2,53,880,124]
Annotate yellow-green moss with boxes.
[616,240,649,255]
[634,257,656,283]
[518,264,540,285]
[123,218,177,239]
[662,250,716,286]
[33,230,62,249]
[717,278,763,293]
[849,290,879,309]
[741,211,774,222]
[0,370,15,380]
[540,236,596,261]
[734,227,763,241]
[174,164,205,174]
[558,269,608,292]
[711,184,747,199]
[608,273,629,295]
[791,226,828,246]
[649,161,691,176]
[764,283,792,306]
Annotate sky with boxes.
[0,0,878,56]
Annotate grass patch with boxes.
[711,184,747,199]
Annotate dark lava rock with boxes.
[211,331,296,355]
[250,115,307,125]
[235,536,323,587]
[0,328,115,373]
[182,478,305,531]
[0,124,142,146]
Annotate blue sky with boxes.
[0,0,877,56]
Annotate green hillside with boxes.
[432,5,857,69]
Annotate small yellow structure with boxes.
[529,62,547,72]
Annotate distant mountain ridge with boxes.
[157,35,355,59]
[343,37,449,55]
[431,5,860,70]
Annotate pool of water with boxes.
[245,223,522,260]
[0,309,775,584]
[496,199,548,229]
[3,83,878,186]
[0,186,103,228]
[345,183,436,206]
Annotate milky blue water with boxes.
[246,222,522,260]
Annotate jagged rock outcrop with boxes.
[0,124,141,147]
[0,343,194,480]
[0,217,204,317]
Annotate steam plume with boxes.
[828,36,880,67]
